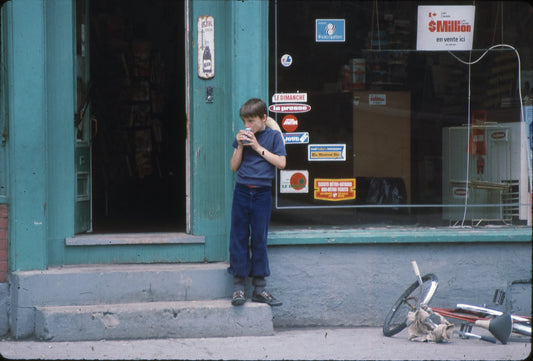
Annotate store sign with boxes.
[369,94,386,105]
[314,178,356,201]
[272,93,307,103]
[198,16,215,79]
[269,103,311,113]
[490,130,508,141]
[280,170,309,193]
[416,6,475,51]
[282,115,299,132]
[452,187,468,199]
[284,132,309,144]
[315,19,345,42]
[308,144,346,161]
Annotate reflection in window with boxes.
[269,0,532,228]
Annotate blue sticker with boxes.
[284,132,309,144]
[316,19,345,42]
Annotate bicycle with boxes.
[382,261,532,344]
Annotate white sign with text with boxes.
[417,6,475,51]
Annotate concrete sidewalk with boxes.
[0,327,530,360]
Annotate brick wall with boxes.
[0,204,7,282]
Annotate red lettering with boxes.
[430,20,471,33]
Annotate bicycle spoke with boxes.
[383,274,438,337]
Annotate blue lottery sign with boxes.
[283,132,309,144]
[316,19,345,42]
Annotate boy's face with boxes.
[242,114,267,133]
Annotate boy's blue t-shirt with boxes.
[232,127,287,187]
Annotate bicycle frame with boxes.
[430,305,532,337]
[382,261,532,342]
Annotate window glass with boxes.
[269,0,532,228]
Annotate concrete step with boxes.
[35,300,273,341]
[10,263,238,339]
[12,263,233,307]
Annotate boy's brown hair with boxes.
[240,98,267,120]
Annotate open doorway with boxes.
[89,0,186,233]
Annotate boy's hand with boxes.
[237,129,255,146]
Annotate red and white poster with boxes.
[416,6,475,51]
[269,103,311,113]
[272,93,307,103]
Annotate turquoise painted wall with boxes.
[45,0,77,267]
[4,0,79,270]
[6,0,48,270]
[3,0,269,270]
[189,0,269,262]
[0,4,10,204]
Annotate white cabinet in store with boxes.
[442,122,529,223]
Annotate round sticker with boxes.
[282,114,298,132]
[290,172,307,190]
[281,54,293,67]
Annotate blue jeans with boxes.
[228,183,272,279]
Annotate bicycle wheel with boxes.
[382,273,439,337]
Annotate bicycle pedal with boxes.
[459,323,473,338]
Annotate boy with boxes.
[228,98,287,306]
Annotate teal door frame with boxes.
[4,0,269,271]
[5,0,50,271]
[4,0,79,271]
[188,0,269,262]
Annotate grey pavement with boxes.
[0,327,531,360]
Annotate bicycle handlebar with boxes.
[411,261,420,277]
[411,261,423,286]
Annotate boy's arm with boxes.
[230,146,244,172]
[255,147,286,169]
[253,131,286,169]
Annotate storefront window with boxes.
[269,0,532,228]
